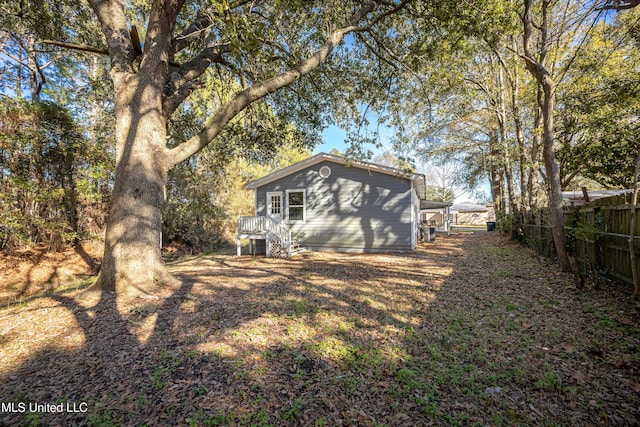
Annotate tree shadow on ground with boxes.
[0,238,455,426]
[73,241,100,273]
[0,241,99,306]
[1,233,638,426]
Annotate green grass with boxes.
[281,398,304,421]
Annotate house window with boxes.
[270,195,281,215]
[287,190,305,222]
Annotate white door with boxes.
[266,192,283,223]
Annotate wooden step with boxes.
[289,241,305,255]
[290,247,306,256]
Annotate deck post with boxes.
[265,219,271,257]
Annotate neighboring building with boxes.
[238,152,427,256]
[451,203,495,225]
[562,189,633,207]
[420,200,453,234]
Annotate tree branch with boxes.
[561,169,581,188]
[464,77,492,98]
[555,5,602,88]
[366,0,412,29]
[42,39,109,55]
[355,33,397,72]
[170,0,254,56]
[163,43,231,118]
[166,2,378,167]
[171,14,213,55]
[140,0,185,75]
[0,47,26,65]
[598,0,640,10]
[87,0,135,72]
[163,79,206,117]
[490,47,515,88]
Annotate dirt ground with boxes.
[0,233,638,426]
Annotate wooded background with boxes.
[0,1,638,280]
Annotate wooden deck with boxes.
[236,216,294,258]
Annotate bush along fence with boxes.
[520,192,639,289]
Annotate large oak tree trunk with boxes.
[82,0,382,297]
[95,73,174,295]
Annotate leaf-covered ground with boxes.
[0,241,101,305]
[0,233,639,426]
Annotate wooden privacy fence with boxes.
[522,192,639,285]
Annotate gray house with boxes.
[237,152,427,257]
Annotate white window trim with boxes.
[285,189,306,224]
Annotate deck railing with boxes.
[237,216,291,257]
[238,215,266,233]
[266,218,291,257]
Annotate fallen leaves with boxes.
[572,370,593,384]
[0,233,639,426]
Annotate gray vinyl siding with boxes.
[255,160,415,252]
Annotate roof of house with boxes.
[420,200,453,210]
[245,152,427,199]
[450,203,490,213]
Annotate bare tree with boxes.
[521,0,572,271]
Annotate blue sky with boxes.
[315,124,488,204]
[314,121,395,158]
[313,125,349,155]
